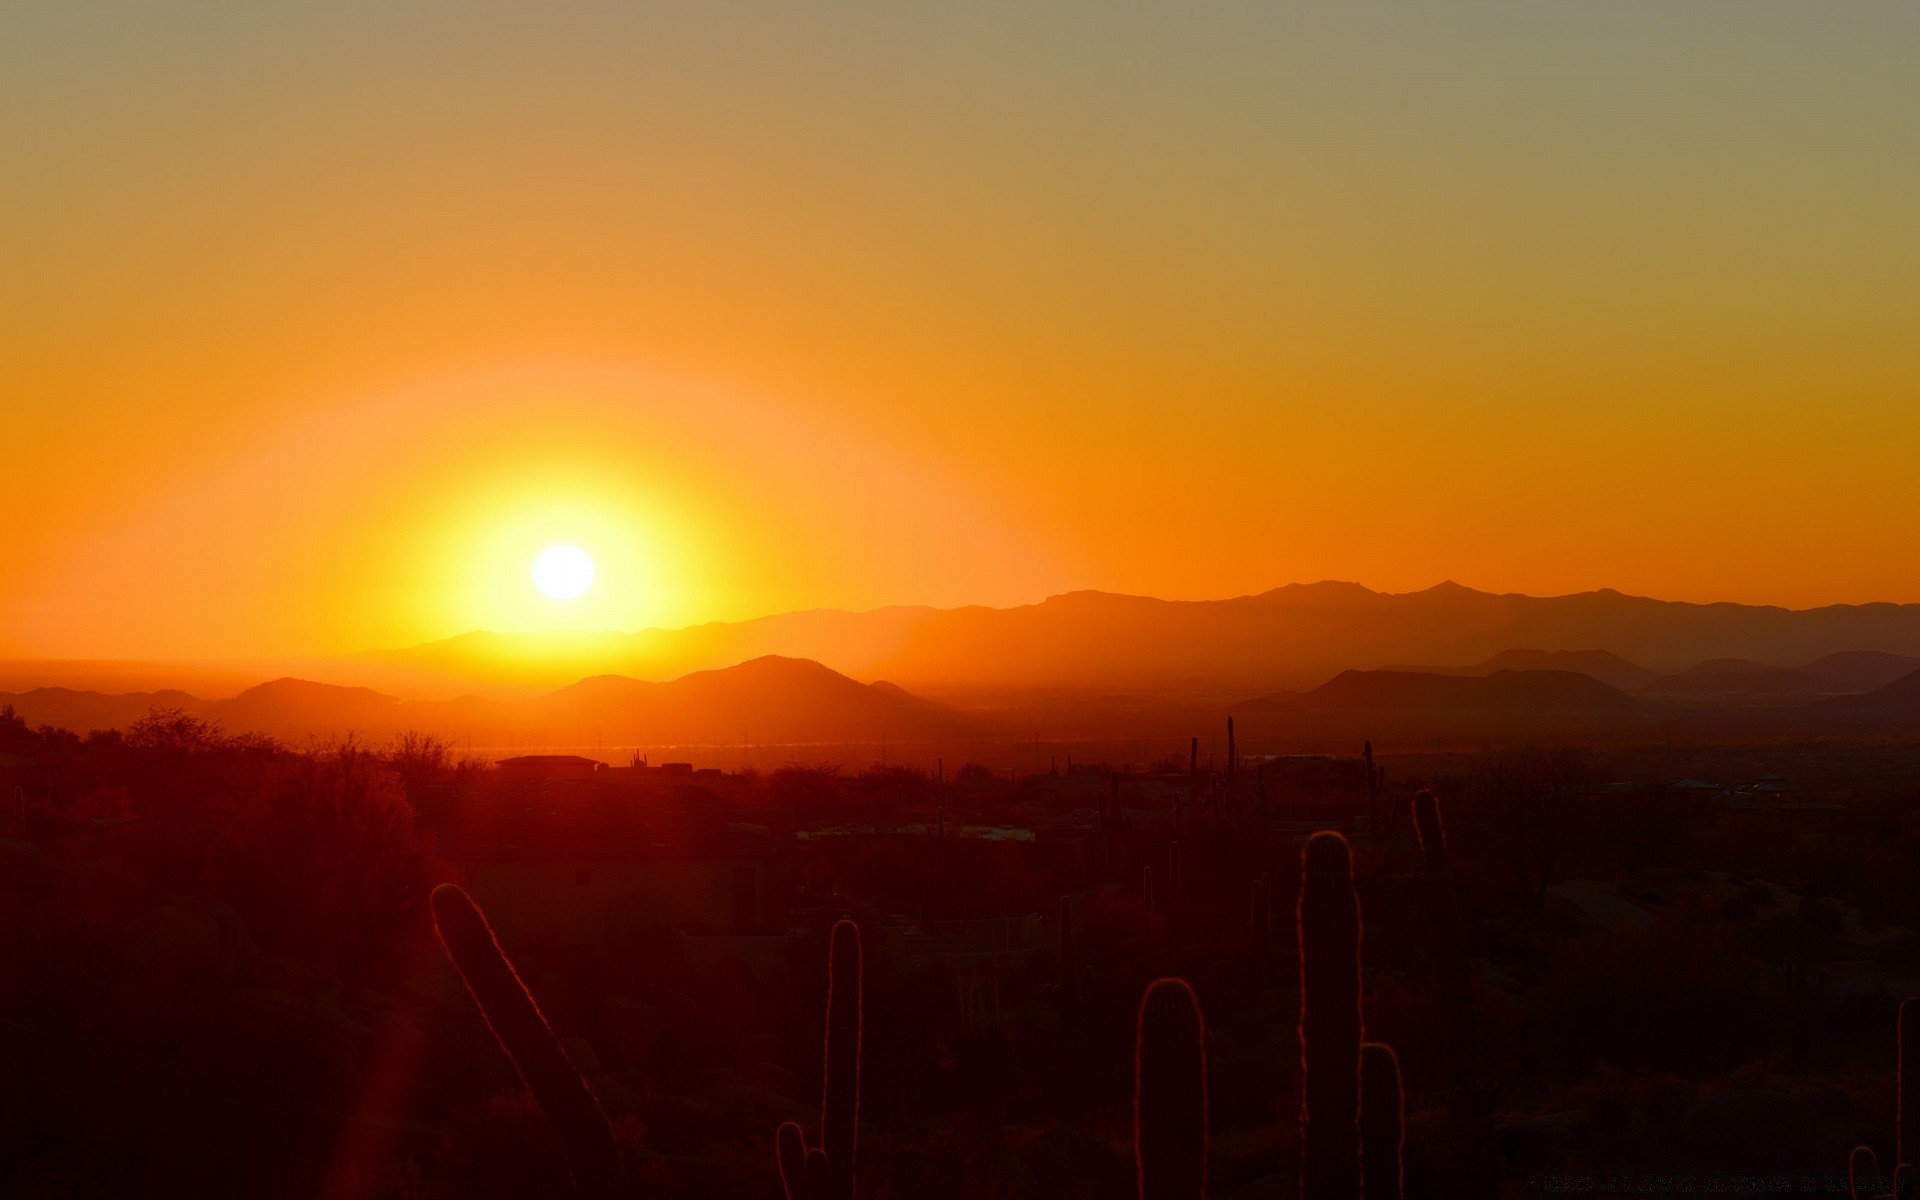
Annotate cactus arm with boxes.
[1360,1043,1405,1200]
[804,1146,831,1199]
[777,1121,809,1200]
[429,884,625,1199]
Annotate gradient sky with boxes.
[5,2,1918,660]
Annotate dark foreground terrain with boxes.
[5,704,1920,1198]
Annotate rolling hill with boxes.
[1279,669,1642,714]
[1796,651,1920,690]
[2,657,960,747]
[522,656,955,743]
[1809,669,1920,720]
[0,687,206,733]
[1640,659,1845,702]
[1384,649,1658,693]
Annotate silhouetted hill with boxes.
[0,687,206,733]
[1273,669,1641,714]
[1385,649,1657,693]
[213,678,403,733]
[528,656,955,742]
[1809,669,1920,718]
[1476,649,1658,692]
[2,658,958,746]
[1643,659,1848,702]
[361,582,1920,695]
[1796,651,1920,690]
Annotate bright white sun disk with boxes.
[532,544,595,600]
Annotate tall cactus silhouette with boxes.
[1413,791,1470,1062]
[1413,791,1469,1015]
[1135,978,1207,1200]
[778,919,864,1200]
[430,884,625,1200]
[779,920,861,1200]
[1905,998,1920,1174]
[1299,831,1363,1200]
[1854,997,1920,1199]
[1412,788,1493,1190]
[1059,895,1077,992]
[1049,895,1085,1009]
[1412,790,1446,872]
[1362,741,1374,825]
[1362,741,1387,842]
[1360,1043,1405,1200]
[1226,716,1236,801]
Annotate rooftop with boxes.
[432,781,780,863]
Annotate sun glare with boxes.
[531,544,595,600]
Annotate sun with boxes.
[531,544,595,600]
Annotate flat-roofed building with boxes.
[496,754,606,782]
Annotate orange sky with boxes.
[4,3,1919,660]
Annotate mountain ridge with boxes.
[365,581,1920,695]
[0,655,957,746]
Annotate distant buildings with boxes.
[495,754,605,782]
[427,776,794,938]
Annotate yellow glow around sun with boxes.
[532,544,595,600]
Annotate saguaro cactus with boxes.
[1412,790,1446,872]
[1362,741,1387,842]
[778,919,864,1200]
[1053,895,1082,1007]
[430,884,625,1200]
[1361,1043,1405,1200]
[1904,998,1920,1172]
[1135,978,1208,1200]
[1299,831,1362,1200]
[1413,791,1469,1037]
[1226,717,1236,799]
[1060,895,1076,988]
[1413,790,1498,1200]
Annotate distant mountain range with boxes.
[6,582,1920,750]
[0,656,956,747]
[346,581,1920,697]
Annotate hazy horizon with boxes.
[16,575,1920,669]
[8,2,1920,662]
